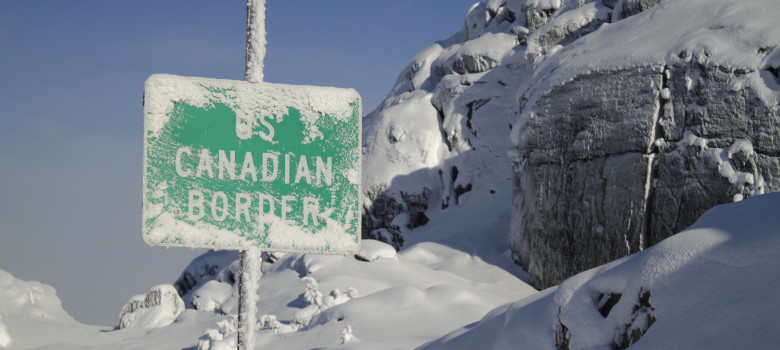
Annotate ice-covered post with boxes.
[245,0,265,84]
[238,1,265,349]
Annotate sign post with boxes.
[239,1,266,348]
[142,1,361,348]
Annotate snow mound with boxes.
[71,241,531,349]
[422,192,780,349]
[240,242,535,348]
[0,269,99,348]
[190,280,233,313]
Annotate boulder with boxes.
[117,284,185,329]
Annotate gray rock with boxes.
[618,0,662,20]
[453,54,500,74]
[512,61,780,289]
[174,250,238,297]
[524,2,611,59]
[362,185,430,250]
[525,5,554,32]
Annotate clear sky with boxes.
[0,0,480,326]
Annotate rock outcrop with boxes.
[510,0,780,288]
[360,0,780,289]
[361,0,536,251]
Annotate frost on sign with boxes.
[142,74,361,254]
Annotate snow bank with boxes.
[0,269,101,349]
[0,237,532,349]
[422,192,780,349]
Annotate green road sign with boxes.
[142,74,361,253]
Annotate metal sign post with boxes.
[141,1,361,349]
[238,1,265,348]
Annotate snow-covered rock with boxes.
[510,0,780,288]
[361,0,779,291]
[174,250,238,296]
[354,239,397,262]
[361,0,530,255]
[197,318,238,350]
[190,280,233,313]
[422,192,780,349]
[117,284,185,329]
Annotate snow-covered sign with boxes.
[142,74,361,253]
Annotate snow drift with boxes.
[421,192,780,349]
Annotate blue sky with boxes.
[0,0,479,326]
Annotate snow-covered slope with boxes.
[421,192,780,349]
[0,241,535,349]
[5,193,779,349]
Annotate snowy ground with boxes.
[3,193,780,348]
[0,185,536,349]
[0,240,535,349]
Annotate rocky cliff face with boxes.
[361,0,780,288]
[510,0,780,288]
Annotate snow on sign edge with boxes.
[142,74,362,254]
